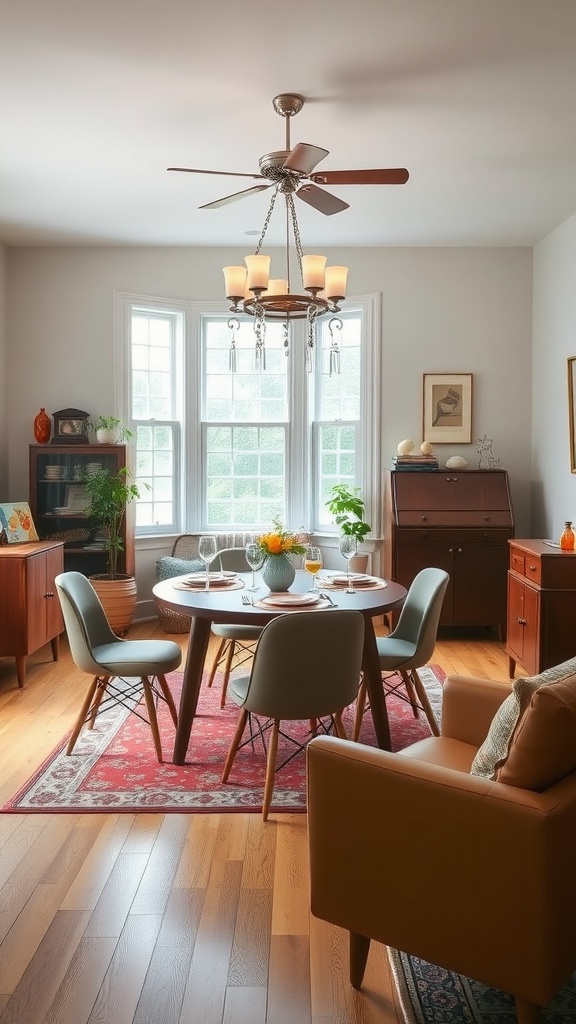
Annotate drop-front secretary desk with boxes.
[383,469,514,636]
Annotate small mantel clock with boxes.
[51,408,90,444]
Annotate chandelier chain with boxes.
[254,188,279,255]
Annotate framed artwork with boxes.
[423,373,473,443]
[568,357,576,473]
[51,407,90,444]
[64,485,90,512]
[0,502,39,544]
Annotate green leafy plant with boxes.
[90,416,133,441]
[326,484,371,543]
[83,467,141,578]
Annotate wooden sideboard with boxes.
[507,538,576,677]
[383,469,514,634]
[0,540,64,687]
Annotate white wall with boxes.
[0,245,7,499]
[532,213,576,539]
[6,244,534,607]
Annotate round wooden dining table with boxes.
[153,569,407,764]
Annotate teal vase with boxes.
[262,554,296,592]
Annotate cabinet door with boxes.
[45,546,64,639]
[521,583,541,675]
[507,573,526,663]
[452,544,509,627]
[395,543,455,624]
[25,552,49,654]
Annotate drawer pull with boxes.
[483,516,490,521]
[528,564,537,572]
[421,515,428,521]
[517,617,526,625]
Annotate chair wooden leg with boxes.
[221,708,249,782]
[219,641,236,708]
[334,710,347,739]
[349,932,371,989]
[401,669,419,718]
[262,720,280,822]
[410,668,440,736]
[66,675,100,755]
[87,676,109,728]
[157,674,178,727]
[206,638,227,688]
[142,676,163,762]
[353,678,367,741]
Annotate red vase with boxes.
[34,408,51,444]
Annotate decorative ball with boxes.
[446,456,468,470]
[397,439,415,456]
[420,442,434,456]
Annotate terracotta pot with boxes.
[89,574,137,635]
[33,408,51,444]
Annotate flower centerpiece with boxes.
[257,517,307,592]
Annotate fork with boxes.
[241,594,252,606]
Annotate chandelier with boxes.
[223,187,347,374]
[221,98,348,375]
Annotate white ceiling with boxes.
[2,0,576,249]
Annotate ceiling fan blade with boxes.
[199,184,272,210]
[296,183,349,216]
[168,166,265,180]
[283,143,329,176]
[311,168,410,186]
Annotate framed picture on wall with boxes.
[568,357,576,473]
[423,373,473,443]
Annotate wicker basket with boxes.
[155,535,204,633]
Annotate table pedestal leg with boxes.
[172,616,212,764]
[361,623,392,751]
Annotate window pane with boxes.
[205,424,286,528]
[204,319,288,422]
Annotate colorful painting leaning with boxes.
[0,502,39,543]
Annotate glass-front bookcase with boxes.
[29,444,135,576]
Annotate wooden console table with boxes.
[0,540,64,687]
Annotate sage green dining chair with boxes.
[221,609,365,820]
[55,571,182,762]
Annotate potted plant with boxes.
[83,466,141,634]
[90,415,133,445]
[326,484,371,543]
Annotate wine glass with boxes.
[339,534,358,593]
[198,535,217,591]
[304,545,323,591]
[245,541,265,592]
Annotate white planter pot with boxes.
[96,427,119,444]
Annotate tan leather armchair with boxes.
[307,674,576,1024]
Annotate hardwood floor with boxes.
[0,620,512,1024]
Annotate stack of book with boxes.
[392,454,439,472]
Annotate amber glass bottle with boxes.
[560,521,575,551]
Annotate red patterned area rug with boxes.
[2,666,444,814]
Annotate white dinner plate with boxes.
[261,592,322,608]
[329,573,373,586]
[184,572,237,587]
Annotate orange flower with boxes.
[257,518,307,558]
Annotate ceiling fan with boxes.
[167,93,409,216]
